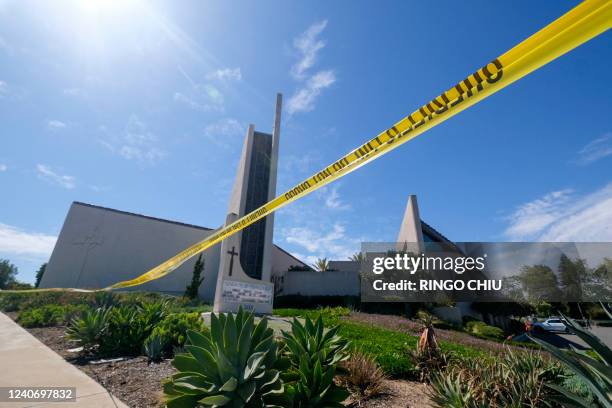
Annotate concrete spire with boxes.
[260,93,282,285]
[397,195,425,254]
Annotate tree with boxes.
[517,264,562,303]
[348,252,364,263]
[558,254,583,301]
[35,262,47,288]
[0,259,18,289]
[313,258,330,272]
[184,254,205,299]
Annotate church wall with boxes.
[40,203,221,301]
[281,270,360,297]
[270,245,309,275]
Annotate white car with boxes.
[532,318,568,333]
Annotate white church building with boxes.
[40,94,454,310]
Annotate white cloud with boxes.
[100,115,166,164]
[47,119,67,130]
[283,223,359,263]
[287,70,336,114]
[207,68,242,82]
[575,132,612,165]
[503,183,612,241]
[174,84,224,112]
[320,185,350,210]
[280,152,320,176]
[0,164,6,172]
[203,118,244,149]
[36,164,76,189]
[0,223,56,257]
[291,20,328,80]
[287,20,335,115]
[0,80,7,98]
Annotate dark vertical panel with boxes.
[240,132,272,279]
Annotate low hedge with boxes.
[274,306,350,325]
[465,321,505,341]
[17,304,88,327]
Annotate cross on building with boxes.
[227,246,238,277]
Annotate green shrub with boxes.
[0,292,92,312]
[98,306,155,356]
[465,321,505,341]
[138,299,170,327]
[66,307,111,352]
[0,293,24,312]
[17,304,87,327]
[428,348,565,407]
[163,307,285,407]
[281,316,350,407]
[144,332,165,362]
[90,292,120,309]
[148,312,208,356]
[273,306,350,325]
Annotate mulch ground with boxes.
[24,325,173,408]
[13,313,435,408]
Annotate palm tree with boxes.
[348,252,365,263]
[313,258,330,272]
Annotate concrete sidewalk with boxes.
[0,312,128,408]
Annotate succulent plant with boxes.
[66,307,110,352]
[144,332,165,363]
[163,307,286,407]
[281,316,350,407]
[530,311,612,408]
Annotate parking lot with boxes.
[533,325,612,349]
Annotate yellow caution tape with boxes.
[2,0,610,294]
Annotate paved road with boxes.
[0,312,128,408]
[531,326,612,349]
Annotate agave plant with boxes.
[66,307,110,352]
[163,307,286,407]
[530,311,612,408]
[90,291,119,310]
[99,306,153,355]
[138,299,170,328]
[144,332,165,363]
[428,348,563,408]
[281,316,350,407]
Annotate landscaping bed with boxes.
[2,293,600,408]
[14,315,435,408]
[25,324,173,408]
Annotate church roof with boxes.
[73,201,214,232]
[72,201,309,267]
[421,219,453,243]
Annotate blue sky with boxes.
[1,0,610,284]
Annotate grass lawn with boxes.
[274,307,490,378]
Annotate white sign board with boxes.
[221,280,273,305]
